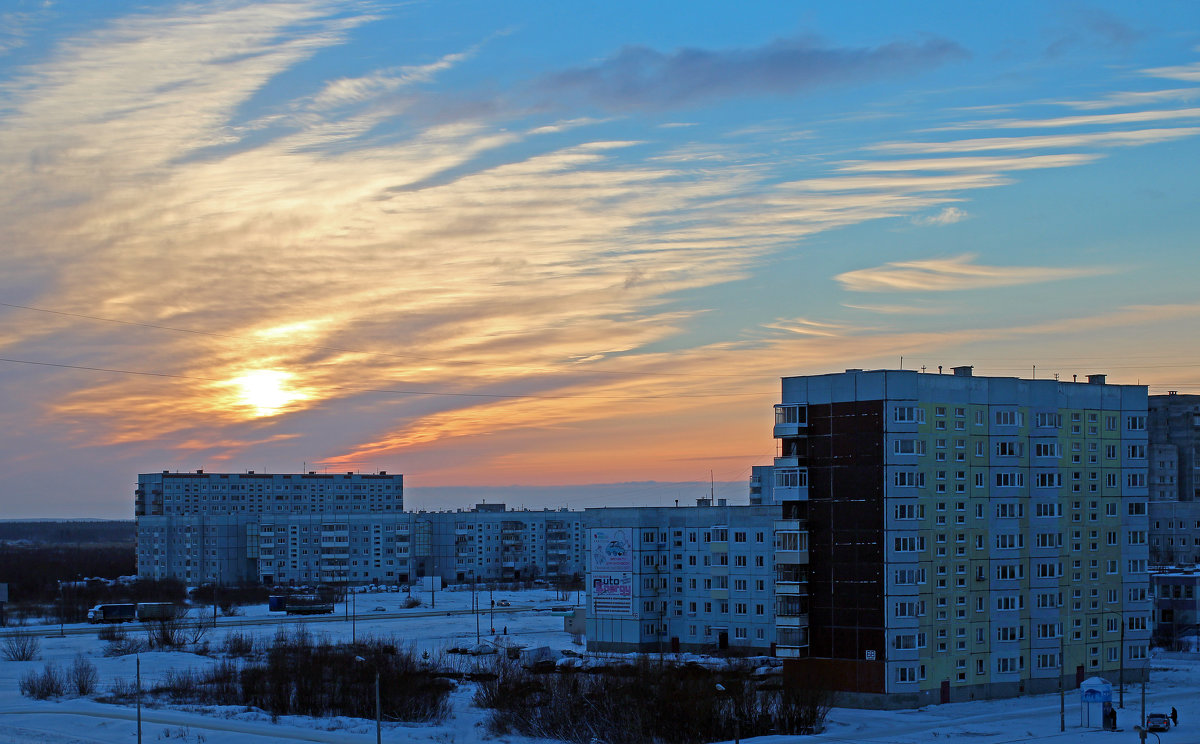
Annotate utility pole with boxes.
[473,574,480,644]
[351,589,356,645]
[136,654,142,744]
[1119,616,1125,709]
[374,667,381,744]
[1140,661,1147,729]
[1059,633,1065,733]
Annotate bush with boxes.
[221,631,255,658]
[112,629,453,723]
[69,653,100,696]
[104,636,148,657]
[1,629,41,661]
[402,596,422,609]
[97,624,127,642]
[20,662,65,699]
[473,656,828,744]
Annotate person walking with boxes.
[1171,706,1178,726]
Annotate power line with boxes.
[0,356,767,402]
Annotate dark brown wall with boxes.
[804,399,886,693]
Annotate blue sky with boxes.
[2,0,1200,517]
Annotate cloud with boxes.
[835,254,1112,292]
[1061,88,1200,111]
[309,48,476,110]
[838,153,1103,172]
[874,127,1200,154]
[1143,62,1200,82]
[536,35,968,111]
[1044,6,1144,58]
[946,107,1200,131]
[911,206,967,225]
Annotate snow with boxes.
[2,589,1198,743]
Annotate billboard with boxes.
[590,528,633,572]
[591,572,633,616]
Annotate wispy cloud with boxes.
[536,35,968,111]
[838,153,1103,172]
[1061,88,1200,111]
[911,206,967,226]
[1144,62,1200,82]
[836,254,1111,292]
[874,127,1200,154]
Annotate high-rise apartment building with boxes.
[771,368,1151,707]
[1147,393,1200,564]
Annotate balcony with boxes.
[773,405,807,439]
[776,582,808,596]
[775,549,809,566]
[776,613,809,628]
[776,646,809,659]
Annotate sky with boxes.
[2,1,1200,518]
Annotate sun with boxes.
[230,369,307,417]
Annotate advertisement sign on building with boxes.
[590,528,633,572]
[591,572,633,616]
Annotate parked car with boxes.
[497,600,511,607]
[1146,713,1171,732]
[372,606,386,612]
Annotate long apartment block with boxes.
[771,367,1151,707]
[135,469,584,586]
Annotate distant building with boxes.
[749,464,778,505]
[584,503,780,654]
[1147,393,1200,565]
[135,470,585,586]
[1151,569,1200,650]
[772,368,1151,707]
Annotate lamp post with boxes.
[352,589,357,645]
[136,654,142,744]
[716,683,739,744]
[1059,633,1065,733]
[355,655,381,744]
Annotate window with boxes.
[995,410,1023,426]
[1127,473,1146,488]
[894,472,925,488]
[1034,442,1060,458]
[996,441,1022,457]
[1035,472,1062,488]
[894,439,927,455]
[1126,415,1146,430]
[1034,412,1061,428]
[895,536,926,552]
[894,406,925,424]
[995,472,1025,487]
[895,503,924,520]
[775,405,805,425]
[775,469,807,488]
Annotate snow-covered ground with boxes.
[1,589,1197,743]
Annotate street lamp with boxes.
[355,655,381,744]
[136,654,142,744]
[716,683,739,744]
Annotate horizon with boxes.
[3,1,1200,518]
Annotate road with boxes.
[1,604,535,639]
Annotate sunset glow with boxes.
[230,370,307,418]
[2,1,1200,517]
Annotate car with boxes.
[497,600,511,607]
[372,606,386,612]
[1146,713,1171,732]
